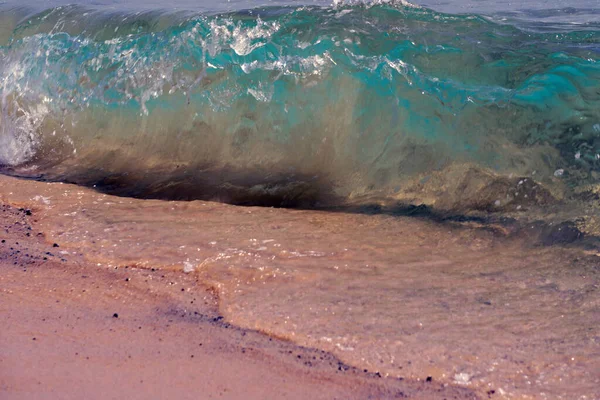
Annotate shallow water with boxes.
[2,175,598,399]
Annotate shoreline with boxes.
[0,195,478,400]
[1,174,599,399]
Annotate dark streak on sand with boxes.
[0,201,480,399]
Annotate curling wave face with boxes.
[0,2,599,212]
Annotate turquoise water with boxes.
[0,1,599,210]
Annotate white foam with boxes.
[0,101,47,166]
[183,260,196,273]
[332,0,419,9]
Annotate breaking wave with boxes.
[0,2,599,212]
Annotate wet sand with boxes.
[0,192,477,400]
[1,174,599,399]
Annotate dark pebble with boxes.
[426,376,432,382]
[32,337,36,341]
[125,278,130,282]
[25,210,32,216]
[1,240,5,243]
[53,243,59,248]
[113,313,119,318]
[540,221,583,246]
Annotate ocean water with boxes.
[0,0,599,219]
[1,0,600,398]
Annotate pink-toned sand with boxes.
[0,199,477,400]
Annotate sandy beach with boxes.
[1,175,599,399]
[0,181,479,400]
[1,0,600,398]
